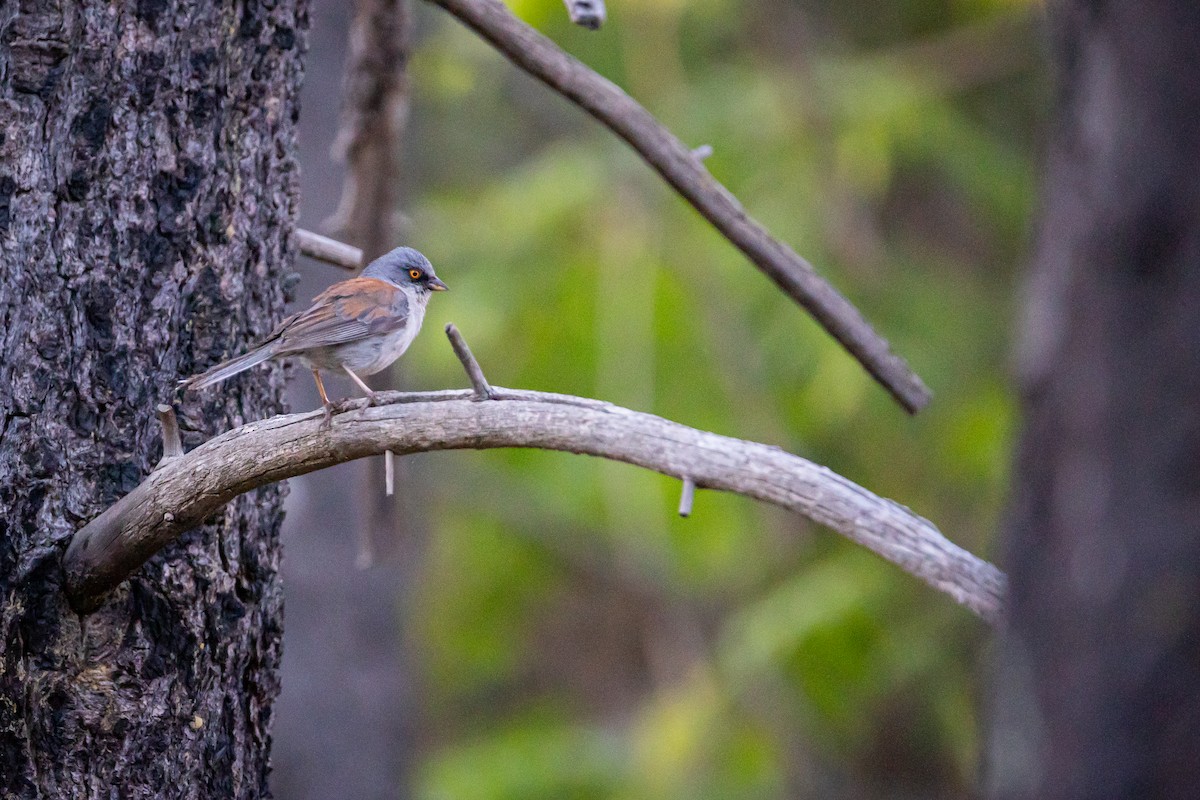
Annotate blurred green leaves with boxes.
[395,0,1040,796]
[419,714,625,800]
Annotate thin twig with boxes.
[678,476,695,518]
[155,404,184,466]
[296,228,364,271]
[562,0,605,29]
[63,396,1003,619]
[445,323,496,400]
[385,449,395,495]
[423,0,932,414]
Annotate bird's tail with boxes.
[180,346,275,392]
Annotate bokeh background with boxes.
[272,1,1046,797]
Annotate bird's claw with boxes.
[319,398,358,430]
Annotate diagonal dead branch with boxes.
[63,335,1000,620]
[423,0,932,414]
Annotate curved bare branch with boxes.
[63,391,1003,620]
[424,0,932,414]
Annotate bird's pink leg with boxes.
[342,366,377,406]
[312,369,336,429]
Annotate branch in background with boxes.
[63,329,1002,620]
[326,0,416,568]
[563,0,605,30]
[423,0,932,414]
[296,228,364,270]
[326,0,412,260]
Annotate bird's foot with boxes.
[319,398,358,430]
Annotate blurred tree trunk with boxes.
[0,1,304,796]
[269,2,421,799]
[991,2,1200,798]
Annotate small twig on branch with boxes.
[423,0,932,414]
[562,0,605,29]
[296,228,364,271]
[678,476,696,518]
[155,404,184,466]
[63,337,1002,619]
[445,323,497,400]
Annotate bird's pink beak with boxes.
[428,277,448,292]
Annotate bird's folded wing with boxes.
[272,277,410,353]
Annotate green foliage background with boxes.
[388,0,1043,796]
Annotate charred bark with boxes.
[0,1,305,796]
[991,2,1200,798]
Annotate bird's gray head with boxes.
[361,247,448,294]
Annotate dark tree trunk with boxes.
[990,1,1200,798]
[0,1,305,796]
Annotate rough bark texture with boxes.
[0,1,305,796]
[990,1,1200,797]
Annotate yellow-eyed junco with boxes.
[181,246,447,423]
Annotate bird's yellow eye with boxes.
[409,269,422,280]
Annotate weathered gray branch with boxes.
[296,227,364,270]
[63,355,1002,620]
[423,0,932,414]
